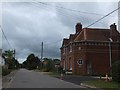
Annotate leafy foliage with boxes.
[2,67,11,76]
[2,50,20,69]
[112,60,120,82]
[45,60,55,72]
[22,53,41,70]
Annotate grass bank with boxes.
[85,80,120,89]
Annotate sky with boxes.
[0,1,119,63]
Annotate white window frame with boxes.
[70,45,72,52]
[78,47,81,50]
[77,59,83,65]
[63,48,65,55]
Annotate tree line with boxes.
[22,53,62,73]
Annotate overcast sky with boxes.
[0,1,119,63]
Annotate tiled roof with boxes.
[69,34,76,41]
[62,38,69,46]
[74,28,111,41]
[61,23,120,47]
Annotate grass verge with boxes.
[47,72,61,77]
[84,80,120,89]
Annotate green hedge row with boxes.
[112,60,120,82]
[2,68,11,76]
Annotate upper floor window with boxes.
[70,45,72,52]
[78,47,81,50]
[63,48,65,55]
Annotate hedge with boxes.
[112,60,120,82]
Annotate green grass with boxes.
[34,69,61,77]
[85,80,120,89]
[47,72,61,76]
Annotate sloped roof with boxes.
[62,38,69,46]
[74,28,111,41]
[69,34,76,41]
[61,24,120,48]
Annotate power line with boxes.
[85,7,120,28]
[32,2,115,27]
[0,25,13,50]
[44,39,63,46]
[31,2,120,44]
[31,2,83,21]
[37,2,113,17]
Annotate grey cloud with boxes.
[55,2,118,28]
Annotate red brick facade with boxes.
[60,23,120,75]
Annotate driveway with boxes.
[56,75,99,85]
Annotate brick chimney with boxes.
[110,23,117,36]
[75,22,82,34]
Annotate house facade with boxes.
[60,23,120,75]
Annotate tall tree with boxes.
[22,53,41,70]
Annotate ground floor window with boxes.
[77,59,83,65]
[69,57,72,70]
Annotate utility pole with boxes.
[13,49,16,59]
[41,42,43,60]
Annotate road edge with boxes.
[2,70,18,88]
[80,83,105,90]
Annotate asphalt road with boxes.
[9,69,88,88]
[0,77,2,90]
[56,75,99,85]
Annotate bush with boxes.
[2,68,11,76]
[112,60,120,82]
[42,68,49,72]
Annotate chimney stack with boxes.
[110,23,117,36]
[75,22,82,34]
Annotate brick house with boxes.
[60,23,120,75]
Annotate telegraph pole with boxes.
[41,42,43,60]
[13,49,16,59]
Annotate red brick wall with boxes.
[60,41,120,75]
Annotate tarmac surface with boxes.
[55,75,99,85]
[6,69,88,88]
[0,77,2,90]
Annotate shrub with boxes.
[2,68,11,76]
[112,60,120,82]
[42,68,49,72]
